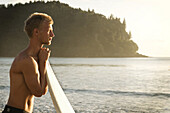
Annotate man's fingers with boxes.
[41,48,50,52]
[46,48,49,51]
[42,47,46,49]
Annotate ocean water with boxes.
[0,57,170,113]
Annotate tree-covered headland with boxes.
[0,1,147,57]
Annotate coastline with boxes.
[0,53,148,58]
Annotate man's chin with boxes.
[43,41,51,45]
[47,43,51,45]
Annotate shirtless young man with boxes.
[2,13,55,113]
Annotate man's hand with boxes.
[38,47,51,62]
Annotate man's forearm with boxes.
[39,60,48,95]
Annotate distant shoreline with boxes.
[0,56,148,58]
[0,52,148,58]
[0,1,146,58]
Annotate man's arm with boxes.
[38,48,50,95]
[22,57,46,97]
[22,48,50,97]
[38,58,48,95]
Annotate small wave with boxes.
[51,64,125,67]
[0,64,11,67]
[64,88,170,98]
[0,86,10,90]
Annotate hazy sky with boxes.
[1,0,170,57]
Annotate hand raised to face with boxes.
[38,47,51,62]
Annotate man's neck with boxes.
[26,39,43,57]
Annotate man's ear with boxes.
[33,28,39,37]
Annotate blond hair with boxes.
[24,12,53,38]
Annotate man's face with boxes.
[38,21,55,45]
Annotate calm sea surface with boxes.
[0,57,170,113]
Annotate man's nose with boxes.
[51,31,55,37]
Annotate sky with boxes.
[0,0,170,57]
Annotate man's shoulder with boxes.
[13,53,37,67]
[10,54,35,73]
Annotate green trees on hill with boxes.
[0,1,146,57]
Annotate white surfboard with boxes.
[46,61,75,113]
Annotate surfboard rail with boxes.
[46,61,75,113]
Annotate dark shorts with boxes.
[2,105,29,113]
